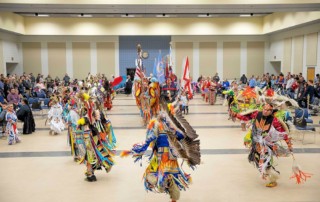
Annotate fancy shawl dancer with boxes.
[66,98,80,161]
[47,97,64,135]
[75,92,116,182]
[121,97,201,202]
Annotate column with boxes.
[115,41,120,76]
[240,41,247,76]
[193,42,199,82]
[66,42,73,79]
[302,35,307,78]
[90,42,97,75]
[217,41,223,79]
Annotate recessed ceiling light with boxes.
[240,14,251,17]
[121,14,135,17]
[198,14,211,17]
[78,14,92,17]
[156,14,170,17]
[35,13,50,17]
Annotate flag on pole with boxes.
[134,58,143,79]
[169,42,173,67]
[181,56,193,99]
[153,50,165,84]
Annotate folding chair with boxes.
[293,113,316,144]
[31,98,43,116]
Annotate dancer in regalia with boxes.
[75,93,116,182]
[121,98,200,201]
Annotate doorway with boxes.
[126,68,136,81]
[6,63,18,75]
[307,67,315,82]
[269,61,281,75]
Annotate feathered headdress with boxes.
[241,87,257,99]
[77,92,90,101]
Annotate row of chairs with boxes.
[28,98,50,116]
[293,108,317,144]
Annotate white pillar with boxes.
[291,37,294,73]
[66,42,73,79]
[217,41,223,79]
[115,41,119,76]
[41,42,48,76]
[240,41,247,76]
[18,43,23,75]
[316,32,320,75]
[303,35,307,78]
[264,41,270,73]
[193,42,199,82]
[90,42,97,75]
[171,42,176,73]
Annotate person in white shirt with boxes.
[286,75,295,99]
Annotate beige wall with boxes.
[306,32,318,66]
[0,12,25,34]
[293,36,304,74]
[283,38,292,73]
[223,42,240,79]
[48,42,66,78]
[97,42,115,77]
[0,40,4,74]
[72,42,90,80]
[24,17,263,36]
[22,42,41,75]
[175,42,193,79]
[247,41,264,77]
[199,42,217,77]
[263,11,320,34]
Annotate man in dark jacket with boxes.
[16,99,35,134]
[240,74,248,84]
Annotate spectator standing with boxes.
[240,74,247,85]
[63,73,71,86]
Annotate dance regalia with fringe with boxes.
[128,119,191,199]
[237,111,292,178]
[75,113,117,174]
[6,111,20,145]
[122,99,201,200]
[48,103,65,134]
[208,82,216,105]
[67,106,80,158]
[75,92,117,178]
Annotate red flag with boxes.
[181,57,193,99]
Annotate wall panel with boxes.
[175,42,193,79]
[97,42,115,77]
[22,42,41,75]
[293,36,304,74]
[306,32,318,66]
[247,41,265,77]
[282,38,292,74]
[72,42,90,80]
[48,42,66,78]
[199,42,217,77]
[223,42,240,79]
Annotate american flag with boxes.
[134,58,143,79]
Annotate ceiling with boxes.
[0,3,319,18]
